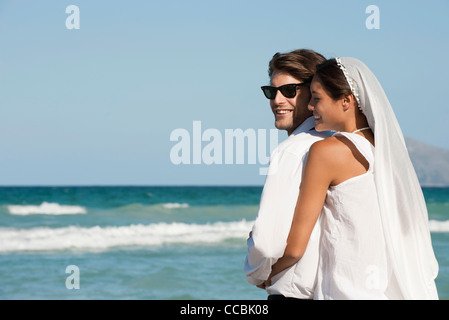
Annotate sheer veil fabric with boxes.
[335,57,439,299]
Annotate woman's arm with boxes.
[265,139,337,286]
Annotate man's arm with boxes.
[264,139,336,285]
[244,149,305,285]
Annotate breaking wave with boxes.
[0,219,254,252]
[7,202,87,215]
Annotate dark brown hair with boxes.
[268,49,326,83]
[315,58,353,100]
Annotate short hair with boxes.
[268,49,326,83]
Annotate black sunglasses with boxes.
[260,82,309,100]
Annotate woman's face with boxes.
[308,75,345,132]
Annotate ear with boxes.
[342,94,355,112]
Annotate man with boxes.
[244,49,330,299]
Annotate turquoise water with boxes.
[0,186,448,300]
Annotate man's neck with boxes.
[287,116,315,136]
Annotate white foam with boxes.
[0,220,254,252]
[162,203,189,209]
[429,219,449,233]
[7,202,87,215]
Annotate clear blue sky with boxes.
[0,0,448,185]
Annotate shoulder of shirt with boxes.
[275,129,332,158]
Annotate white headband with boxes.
[336,57,361,108]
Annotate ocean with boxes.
[0,186,448,300]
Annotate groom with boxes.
[245,49,330,299]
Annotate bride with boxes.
[264,57,439,299]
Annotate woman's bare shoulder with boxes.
[310,136,351,154]
[309,136,354,165]
[309,135,369,185]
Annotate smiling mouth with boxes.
[276,109,293,115]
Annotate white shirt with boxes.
[244,116,330,299]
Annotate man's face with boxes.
[270,72,312,135]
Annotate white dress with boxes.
[314,132,389,300]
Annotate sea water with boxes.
[0,186,448,300]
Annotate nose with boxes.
[273,89,286,105]
[307,102,314,112]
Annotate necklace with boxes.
[352,127,370,134]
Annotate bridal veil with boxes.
[335,57,439,299]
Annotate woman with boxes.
[265,58,439,299]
